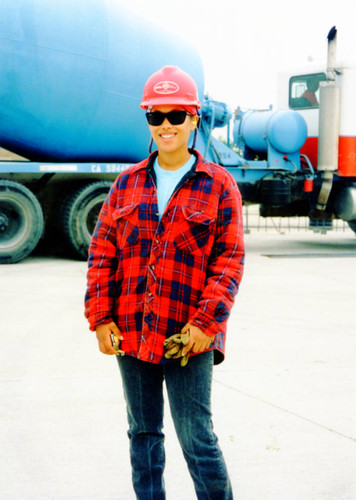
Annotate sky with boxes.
[121,0,356,111]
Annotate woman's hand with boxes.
[96,321,123,355]
[181,323,214,356]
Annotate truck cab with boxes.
[277,61,356,179]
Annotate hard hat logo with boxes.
[154,81,180,95]
[140,65,201,110]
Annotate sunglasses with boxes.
[145,110,193,126]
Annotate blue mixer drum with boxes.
[0,0,204,162]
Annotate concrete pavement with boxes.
[0,230,355,499]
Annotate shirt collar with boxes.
[131,149,213,178]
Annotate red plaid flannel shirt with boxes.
[85,150,244,364]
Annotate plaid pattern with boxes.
[85,150,244,364]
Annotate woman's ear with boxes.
[190,116,199,129]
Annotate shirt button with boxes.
[155,239,159,244]
[148,292,152,297]
[151,265,155,270]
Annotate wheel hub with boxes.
[0,212,9,232]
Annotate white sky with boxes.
[121,0,356,110]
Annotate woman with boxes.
[85,65,245,499]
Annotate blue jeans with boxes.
[117,351,233,500]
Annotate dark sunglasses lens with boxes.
[146,112,163,125]
[167,111,187,125]
[146,111,187,126]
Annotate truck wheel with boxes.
[0,180,44,264]
[60,181,113,260]
[347,221,356,235]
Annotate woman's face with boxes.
[147,105,197,157]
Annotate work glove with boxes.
[111,334,125,356]
[164,330,190,367]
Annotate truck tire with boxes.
[0,180,44,264]
[60,181,113,260]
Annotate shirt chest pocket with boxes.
[174,206,216,256]
[112,204,140,247]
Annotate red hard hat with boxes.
[140,65,201,110]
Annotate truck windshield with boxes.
[289,73,326,109]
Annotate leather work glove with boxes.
[111,333,125,356]
[164,330,190,367]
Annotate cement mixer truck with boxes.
[0,1,355,263]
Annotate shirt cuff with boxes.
[189,311,221,337]
[87,313,114,332]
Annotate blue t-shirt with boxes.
[153,155,195,219]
